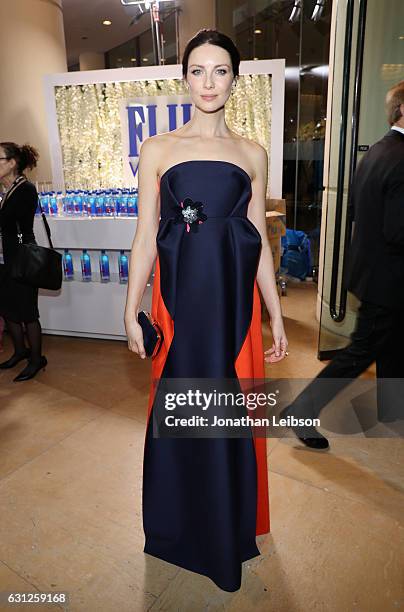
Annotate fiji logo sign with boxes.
[120,95,193,185]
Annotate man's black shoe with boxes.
[279,405,330,450]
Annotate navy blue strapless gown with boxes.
[142,160,269,592]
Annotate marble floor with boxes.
[0,282,403,611]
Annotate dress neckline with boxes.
[159,160,252,184]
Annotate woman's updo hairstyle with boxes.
[182,29,241,80]
[0,142,39,173]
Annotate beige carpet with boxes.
[0,283,402,611]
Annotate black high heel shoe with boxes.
[0,349,31,369]
[13,356,47,382]
[279,405,330,450]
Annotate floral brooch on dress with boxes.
[174,197,208,233]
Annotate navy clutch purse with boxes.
[137,310,164,358]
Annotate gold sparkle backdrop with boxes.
[55,75,272,189]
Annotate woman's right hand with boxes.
[125,317,146,359]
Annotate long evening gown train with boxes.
[142,160,269,592]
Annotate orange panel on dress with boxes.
[235,281,270,536]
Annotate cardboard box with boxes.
[260,235,282,322]
[269,236,281,274]
[259,208,286,319]
[266,210,286,239]
[260,230,284,321]
[265,211,285,275]
[266,198,286,214]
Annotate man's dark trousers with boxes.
[290,300,404,424]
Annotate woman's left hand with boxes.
[264,317,288,363]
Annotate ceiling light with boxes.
[254,29,262,34]
[103,20,112,26]
[309,65,329,77]
[285,67,299,80]
[311,0,326,22]
[399,36,404,40]
[142,57,149,62]
[121,0,173,5]
[289,0,302,23]
[131,57,136,62]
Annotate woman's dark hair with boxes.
[182,29,241,79]
[0,142,39,173]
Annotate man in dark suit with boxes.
[281,80,404,449]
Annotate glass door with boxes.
[317,0,404,359]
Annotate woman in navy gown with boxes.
[125,29,288,591]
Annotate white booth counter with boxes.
[34,216,153,340]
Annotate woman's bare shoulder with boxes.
[233,132,267,158]
[229,132,268,178]
[140,133,170,154]
[140,132,177,168]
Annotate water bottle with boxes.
[115,191,121,216]
[64,191,73,215]
[56,191,63,215]
[73,191,83,215]
[49,193,58,216]
[104,191,110,215]
[87,193,96,216]
[81,191,89,216]
[99,250,110,282]
[109,191,118,217]
[81,249,92,281]
[118,250,129,283]
[62,249,74,280]
[36,193,43,215]
[104,191,115,216]
[128,194,136,216]
[133,189,138,216]
[95,194,104,216]
[68,191,75,215]
[41,192,50,215]
[119,192,128,216]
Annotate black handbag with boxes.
[10,196,62,291]
[137,310,164,358]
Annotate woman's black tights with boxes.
[6,318,42,366]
